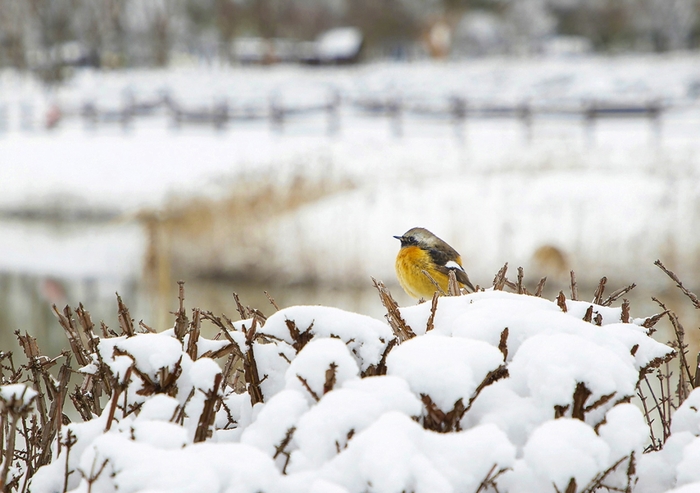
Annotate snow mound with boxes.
[25,289,687,493]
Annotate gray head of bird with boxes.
[393,227,439,249]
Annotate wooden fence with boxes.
[0,91,670,137]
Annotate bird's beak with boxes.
[393,235,403,240]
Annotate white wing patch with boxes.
[445,260,465,272]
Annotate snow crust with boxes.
[26,290,692,493]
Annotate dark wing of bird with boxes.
[428,247,475,292]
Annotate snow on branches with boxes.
[2,265,699,493]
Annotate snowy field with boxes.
[2,54,700,292]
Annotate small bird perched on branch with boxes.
[394,227,475,299]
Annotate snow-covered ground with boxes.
[14,289,700,493]
[1,54,700,315]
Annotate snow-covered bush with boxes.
[2,266,700,492]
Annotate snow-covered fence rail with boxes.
[0,91,675,137]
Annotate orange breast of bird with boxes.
[395,245,452,299]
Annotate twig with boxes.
[464,365,509,415]
[653,297,693,399]
[323,363,337,395]
[297,375,320,402]
[570,271,578,300]
[232,292,251,320]
[602,284,636,307]
[186,308,202,360]
[62,430,77,493]
[516,267,524,294]
[498,328,509,361]
[654,259,700,309]
[264,291,280,311]
[116,293,135,337]
[571,382,592,420]
[637,383,659,450]
[475,464,498,493]
[592,277,607,305]
[643,373,672,442]
[621,299,630,323]
[580,454,629,493]
[273,427,296,475]
[284,319,314,352]
[244,324,264,405]
[421,270,446,296]
[105,366,133,431]
[556,291,567,312]
[173,282,188,341]
[138,320,156,333]
[447,270,460,296]
[194,373,223,442]
[492,263,508,291]
[371,277,415,342]
[641,310,668,336]
[535,277,547,297]
[425,292,439,333]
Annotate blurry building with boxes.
[231,27,363,65]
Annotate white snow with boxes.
[261,306,394,371]
[672,388,700,435]
[676,438,700,486]
[98,333,183,380]
[288,376,421,471]
[0,383,38,414]
[508,332,636,409]
[505,418,610,491]
[319,412,515,493]
[598,403,648,460]
[284,338,359,401]
[387,334,504,411]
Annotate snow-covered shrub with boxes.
[3,266,700,492]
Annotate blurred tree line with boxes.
[0,0,698,74]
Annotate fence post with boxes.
[163,93,181,130]
[270,94,284,133]
[518,100,533,143]
[81,101,97,131]
[121,91,135,131]
[648,99,662,143]
[213,100,229,131]
[0,103,7,134]
[326,89,340,136]
[388,97,402,137]
[584,101,596,146]
[450,95,467,143]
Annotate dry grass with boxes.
[140,174,354,282]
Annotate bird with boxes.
[394,227,475,299]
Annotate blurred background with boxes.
[2,0,700,357]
